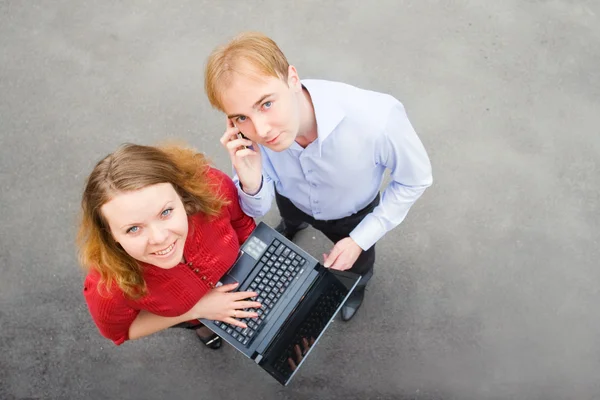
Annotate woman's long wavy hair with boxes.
[77,143,228,299]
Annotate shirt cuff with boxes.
[349,213,387,251]
[239,175,263,197]
[236,175,268,217]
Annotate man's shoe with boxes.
[275,220,309,241]
[341,286,365,322]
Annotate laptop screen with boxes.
[258,268,360,385]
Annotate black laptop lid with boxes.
[257,267,360,385]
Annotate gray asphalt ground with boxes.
[1,1,599,399]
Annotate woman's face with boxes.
[101,183,189,269]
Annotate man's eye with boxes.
[127,226,139,234]
[161,208,173,217]
[236,116,247,122]
[263,101,272,109]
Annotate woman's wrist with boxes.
[182,303,204,322]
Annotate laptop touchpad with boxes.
[221,252,257,286]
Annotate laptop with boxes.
[200,221,361,386]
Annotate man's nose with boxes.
[253,115,271,138]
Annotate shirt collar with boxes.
[300,79,345,156]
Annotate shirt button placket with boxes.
[187,261,201,275]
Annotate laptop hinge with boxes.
[254,354,263,364]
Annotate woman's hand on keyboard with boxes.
[185,283,262,328]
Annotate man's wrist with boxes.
[241,176,263,196]
[349,237,362,251]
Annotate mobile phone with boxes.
[237,132,250,150]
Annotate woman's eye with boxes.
[263,101,272,109]
[127,226,139,234]
[236,116,247,122]
[161,208,173,217]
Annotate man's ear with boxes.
[287,65,301,91]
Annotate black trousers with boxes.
[275,191,380,288]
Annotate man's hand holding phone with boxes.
[220,118,263,195]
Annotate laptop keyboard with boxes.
[272,282,345,376]
[214,239,307,347]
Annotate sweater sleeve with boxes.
[83,272,140,346]
[208,167,257,244]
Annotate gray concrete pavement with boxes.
[1,1,599,399]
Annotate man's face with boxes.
[220,64,303,152]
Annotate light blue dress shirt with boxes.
[234,79,433,251]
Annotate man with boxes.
[204,32,432,321]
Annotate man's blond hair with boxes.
[205,32,290,111]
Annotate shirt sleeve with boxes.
[232,147,277,218]
[83,272,140,346]
[349,101,433,250]
[215,169,257,244]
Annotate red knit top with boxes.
[83,168,256,345]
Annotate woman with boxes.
[77,143,261,349]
